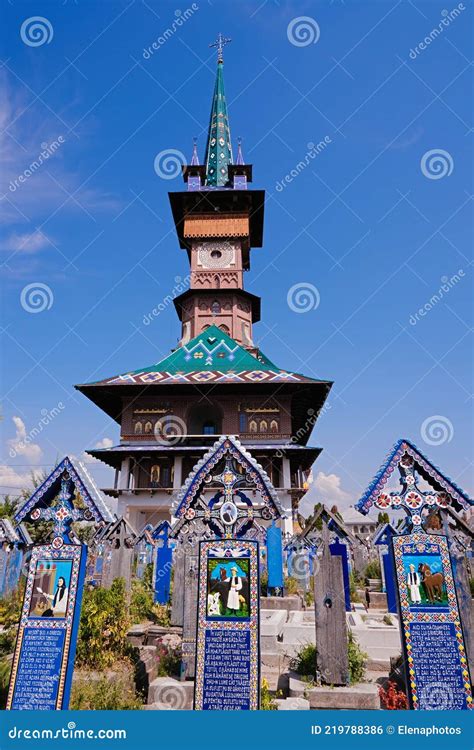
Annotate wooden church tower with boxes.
[76,34,332,536]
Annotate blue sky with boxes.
[0,0,472,515]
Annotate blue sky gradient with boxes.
[1,0,472,513]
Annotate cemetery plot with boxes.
[194,539,259,711]
[393,533,472,710]
[6,544,86,710]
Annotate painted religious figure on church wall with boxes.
[206,558,250,619]
[28,559,72,619]
[402,553,447,609]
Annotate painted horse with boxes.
[418,563,444,603]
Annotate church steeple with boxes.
[204,33,233,187]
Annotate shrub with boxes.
[379,681,408,710]
[70,671,142,710]
[260,571,268,597]
[0,583,25,629]
[0,629,16,658]
[285,576,299,595]
[349,572,361,603]
[130,580,154,624]
[290,642,317,680]
[260,677,278,710]
[0,656,12,709]
[348,631,368,683]
[151,603,171,627]
[304,589,314,607]
[75,579,129,669]
[365,560,381,579]
[156,634,182,677]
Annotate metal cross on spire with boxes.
[209,32,231,63]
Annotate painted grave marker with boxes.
[357,439,474,710]
[393,532,472,709]
[7,456,113,711]
[194,538,260,710]
[7,544,86,710]
[152,521,172,605]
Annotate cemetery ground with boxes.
[0,562,426,711]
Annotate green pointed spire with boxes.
[205,34,233,187]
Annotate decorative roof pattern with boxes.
[301,504,357,547]
[356,439,472,516]
[14,456,114,526]
[172,435,285,521]
[204,58,233,186]
[82,326,319,387]
[0,518,20,545]
[371,522,398,546]
[101,515,137,544]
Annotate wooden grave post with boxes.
[314,522,349,686]
[101,517,136,591]
[181,550,199,679]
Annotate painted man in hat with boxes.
[407,563,421,604]
[225,565,243,614]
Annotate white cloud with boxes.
[81,437,113,464]
[7,416,43,463]
[0,229,54,254]
[313,471,350,502]
[0,464,42,493]
[300,471,352,517]
[94,437,113,449]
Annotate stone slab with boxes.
[126,624,150,647]
[147,677,193,710]
[276,697,310,710]
[289,677,380,710]
[261,609,287,636]
[261,596,302,611]
[281,611,316,654]
[287,611,315,625]
[261,609,287,650]
[135,645,158,693]
[356,590,387,609]
[349,626,401,663]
